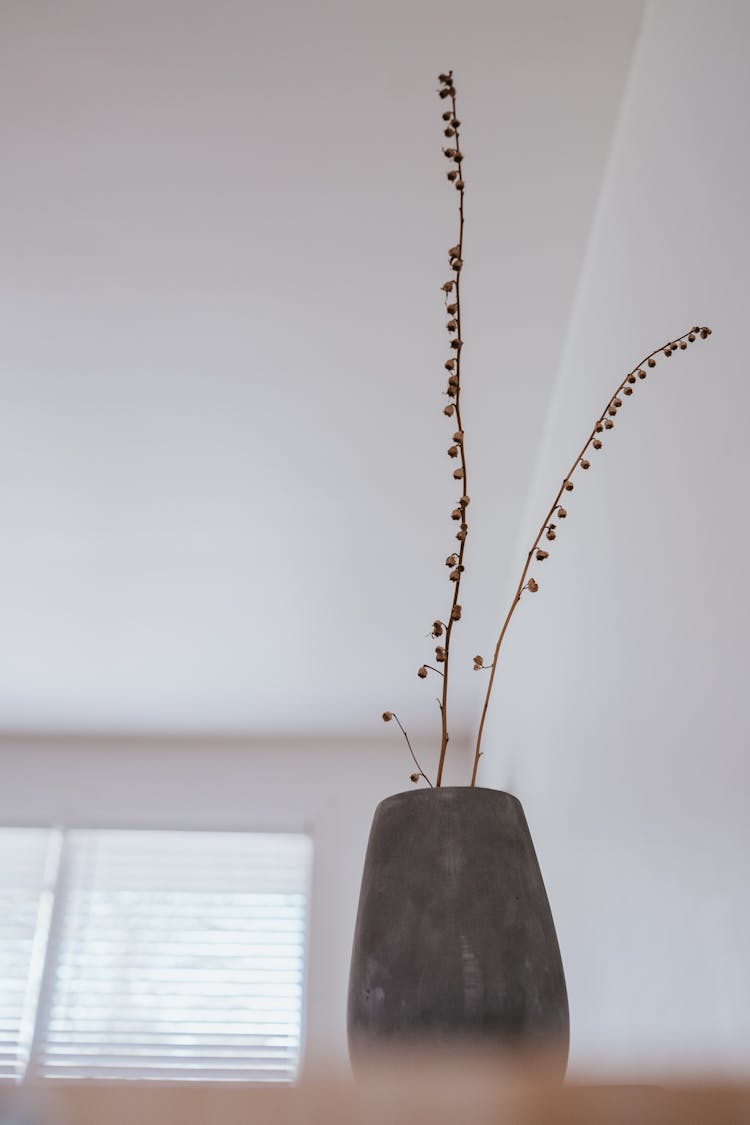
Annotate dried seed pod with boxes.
[449,569,460,582]
[473,655,484,670]
[410,772,420,783]
[452,119,461,127]
[445,358,455,371]
[438,73,451,84]
[546,528,557,541]
[439,89,450,99]
[607,406,617,417]
[580,459,590,470]
[688,333,696,342]
[564,480,574,491]
[448,445,459,458]
[679,340,687,350]
[454,152,464,162]
[442,111,452,121]
[443,404,455,416]
[613,397,623,408]
[664,348,672,357]
[460,495,470,506]
[455,528,466,541]
[648,357,656,367]
[638,368,647,378]
[446,303,458,314]
[445,554,458,567]
[623,386,633,396]
[451,605,462,621]
[382,711,393,722]
[453,466,464,480]
[417,666,428,679]
[432,621,443,637]
[448,244,461,258]
[453,430,464,442]
[444,127,455,137]
[557,507,567,518]
[451,508,462,520]
[441,281,454,293]
[527,578,539,592]
[435,646,446,661]
[627,374,636,384]
[446,318,458,332]
[595,422,604,433]
[604,418,614,429]
[535,549,549,561]
[593,438,602,450]
[447,170,458,182]
[455,179,464,190]
[447,374,459,386]
[450,339,460,350]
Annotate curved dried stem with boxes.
[391,712,434,787]
[470,326,712,785]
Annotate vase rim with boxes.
[374,785,522,813]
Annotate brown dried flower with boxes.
[451,605,462,621]
[557,507,567,518]
[605,419,614,429]
[410,772,420,783]
[417,666,428,679]
[593,438,602,450]
[564,480,574,491]
[382,711,393,722]
[648,357,656,367]
[580,459,590,470]
[443,404,455,416]
[453,466,464,479]
[527,578,539,592]
[473,655,484,670]
[445,554,458,567]
[535,549,549,560]
[448,445,459,458]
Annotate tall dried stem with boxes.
[433,70,467,787]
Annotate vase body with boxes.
[347,787,568,1072]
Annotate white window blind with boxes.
[0,829,311,1083]
[0,829,60,1080]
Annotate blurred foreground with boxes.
[2,1050,750,1125]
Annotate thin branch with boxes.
[470,325,712,785]
[391,713,434,787]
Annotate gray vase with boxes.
[347,787,568,1072]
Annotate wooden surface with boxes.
[2,1053,749,1125]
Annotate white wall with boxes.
[479,0,750,1079]
[0,735,470,1073]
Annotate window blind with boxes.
[34,830,311,1082]
[0,828,60,1080]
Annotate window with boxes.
[0,828,311,1082]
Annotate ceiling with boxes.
[0,0,645,739]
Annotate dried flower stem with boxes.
[436,73,467,787]
[469,326,710,785]
[392,712,434,787]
